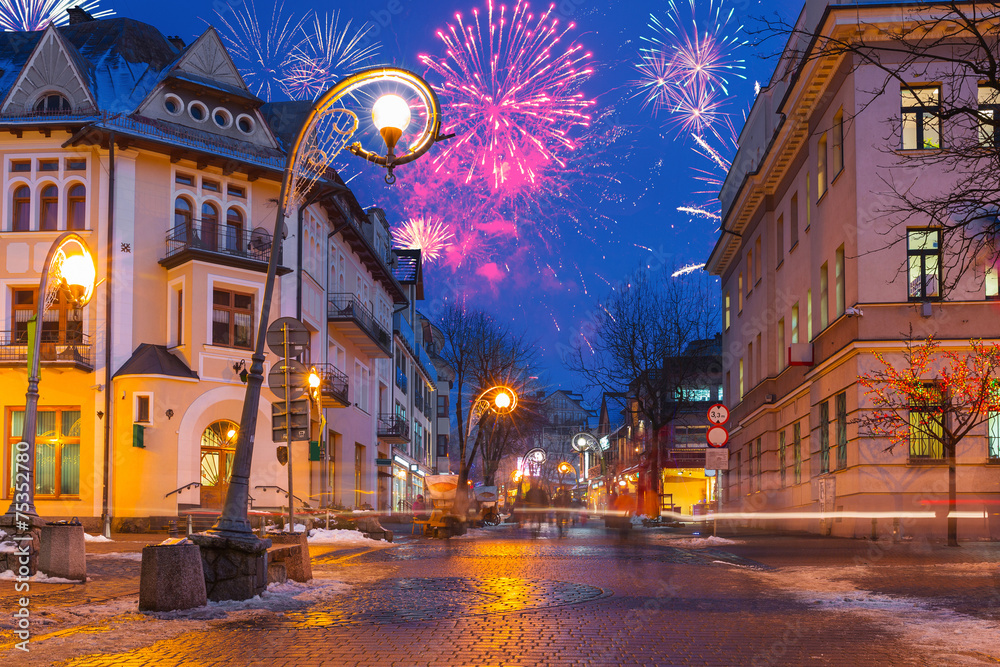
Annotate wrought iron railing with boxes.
[0,330,92,367]
[327,293,391,351]
[165,220,274,263]
[396,367,408,395]
[377,414,409,441]
[311,363,349,404]
[414,389,422,411]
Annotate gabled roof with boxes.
[114,344,198,379]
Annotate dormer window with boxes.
[34,93,70,113]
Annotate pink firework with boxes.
[394,217,454,263]
[418,0,596,195]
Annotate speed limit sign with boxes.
[708,404,729,425]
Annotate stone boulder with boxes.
[138,542,207,612]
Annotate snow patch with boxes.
[649,534,742,548]
[146,578,350,619]
[306,528,393,546]
[84,533,112,542]
[0,569,83,583]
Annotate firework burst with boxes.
[0,0,113,32]
[283,12,380,100]
[418,0,596,194]
[393,217,454,264]
[215,0,305,100]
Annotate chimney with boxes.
[168,36,186,50]
[67,7,96,24]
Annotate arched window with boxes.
[34,93,70,113]
[40,184,58,231]
[13,185,30,231]
[201,202,219,251]
[225,207,244,253]
[174,197,193,244]
[200,419,239,509]
[67,184,86,230]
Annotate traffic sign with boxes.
[707,404,729,425]
[266,317,311,358]
[272,399,310,442]
[705,448,729,470]
[707,425,729,447]
[268,359,308,401]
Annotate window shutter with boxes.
[132,423,145,448]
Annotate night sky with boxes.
[106,0,801,393]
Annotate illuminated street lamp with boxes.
[465,385,519,441]
[4,233,96,521]
[205,67,444,544]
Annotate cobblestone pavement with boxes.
[1,524,999,666]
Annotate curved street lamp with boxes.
[4,232,96,522]
[205,67,445,541]
[464,385,519,442]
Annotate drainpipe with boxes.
[101,131,115,537]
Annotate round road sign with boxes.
[707,404,729,425]
[707,425,729,448]
[266,317,311,358]
[268,359,308,401]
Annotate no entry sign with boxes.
[707,425,729,448]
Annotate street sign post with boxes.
[707,425,729,448]
[704,448,729,470]
[707,404,729,425]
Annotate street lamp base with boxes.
[188,531,271,602]
[0,514,44,576]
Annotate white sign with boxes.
[706,426,729,447]
[707,404,729,425]
[704,448,729,470]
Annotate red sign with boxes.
[707,426,729,448]
[707,404,729,425]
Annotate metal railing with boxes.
[0,330,92,367]
[377,414,410,440]
[396,367,408,395]
[327,293,391,350]
[165,481,201,499]
[165,220,273,263]
[311,362,349,403]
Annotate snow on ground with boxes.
[147,578,351,620]
[84,533,112,542]
[752,566,1000,664]
[306,528,394,546]
[0,569,83,583]
[647,534,742,548]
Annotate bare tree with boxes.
[752,2,1000,293]
[566,266,720,510]
[857,332,1000,546]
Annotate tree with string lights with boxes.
[857,333,1000,546]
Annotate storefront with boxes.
[392,460,409,512]
[661,467,712,515]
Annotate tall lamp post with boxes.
[201,67,444,546]
[4,233,96,524]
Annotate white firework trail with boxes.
[671,263,706,277]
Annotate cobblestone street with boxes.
[2,525,999,666]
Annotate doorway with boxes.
[200,419,239,509]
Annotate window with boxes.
[68,184,86,230]
[202,179,220,193]
[213,107,232,128]
[777,318,785,372]
[354,361,370,413]
[174,196,193,240]
[7,407,81,497]
[790,193,799,247]
[135,394,151,424]
[979,86,1000,146]
[225,208,244,252]
[164,95,181,115]
[791,303,799,344]
[776,216,784,267]
[354,444,365,508]
[12,185,30,231]
[437,434,449,458]
[832,109,844,176]
[738,358,744,400]
[748,443,754,492]
[779,430,787,488]
[909,384,943,459]
[189,101,207,122]
[65,159,86,171]
[988,409,1000,460]
[754,236,761,284]
[738,273,743,312]
[38,160,58,172]
[237,114,255,134]
[755,437,762,492]
[806,290,813,340]
[228,185,246,198]
[817,133,828,198]
[201,202,219,251]
[747,249,754,289]
[200,420,238,491]
[437,394,449,418]
[793,422,802,484]
[175,172,194,187]
[819,400,830,474]
[735,450,742,496]
[907,229,941,300]
[40,184,58,231]
[724,292,731,329]
[34,93,70,113]
[12,288,82,344]
[756,333,761,384]
[836,392,847,470]
[835,246,845,316]
[820,262,829,329]
[212,289,253,349]
[806,174,811,229]
[901,86,940,149]
[10,160,30,173]
[175,287,183,346]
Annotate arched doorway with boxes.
[200,420,238,509]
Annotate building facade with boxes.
[707,0,1000,539]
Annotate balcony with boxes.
[377,414,410,444]
[396,367,408,394]
[310,363,350,409]
[159,221,290,274]
[327,293,392,358]
[0,331,93,370]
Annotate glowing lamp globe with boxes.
[60,252,96,306]
[226,428,237,440]
[308,371,321,389]
[494,391,512,410]
[372,94,411,152]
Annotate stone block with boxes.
[268,532,312,582]
[190,532,270,602]
[0,515,41,576]
[267,561,287,584]
[38,524,86,581]
[138,543,207,612]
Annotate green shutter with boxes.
[133,423,145,448]
[309,440,321,461]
